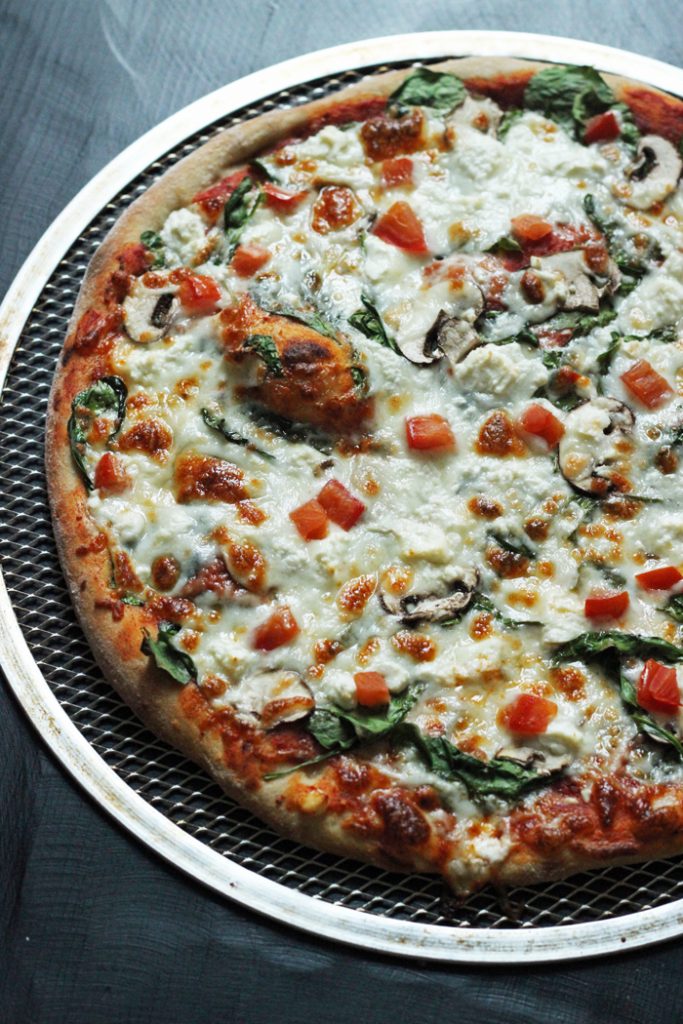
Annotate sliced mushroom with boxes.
[425,310,482,364]
[495,746,572,775]
[536,251,619,312]
[558,397,635,495]
[233,670,314,729]
[625,135,683,211]
[123,278,178,343]
[380,570,479,626]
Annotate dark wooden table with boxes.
[2,2,682,1021]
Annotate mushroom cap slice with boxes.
[232,670,314,729]
[380,570,479,626]
[535,250,620,313]
[122,278,179,343]
[425,310,482,365]
[625,135,683,211]
[558,397,635,495]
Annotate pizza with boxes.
[46,55,683,894]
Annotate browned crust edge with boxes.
[45,55,683,891]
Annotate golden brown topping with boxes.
[200,675,228,699]
[357,637,380,665]
[469,614,493,640]
[468,496,503,519]
[174,452,247,504]
[151,555,181,592]
[337,574,377,616]
[226,539,266,592]
[656,446,678,474]
[520,269,546,304]
[112,550,142,593]
[549,665,586,700]
[486,546,529,579]
[311,186,359,234]
[314,638,344,664]
[236,500,267,525]
[381,565,414,596]
[359,108,424,161]
[392,630,437,661]
[181,556,247,600]
[119,418,172,461]
[524,516,549,541]
[476,411,525,456]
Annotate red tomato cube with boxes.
[635,565,683,591]
[511,214,553,243]
[405,414,456,453]
[382,157,413,187]
[289,499,329,541]
[230,244,270,278]
[263,182,308,212]
[584,591,630,620]
[516,403,565,449]
[354,671,390,707]
[252,606,300,651]
[500,693,557,734]
[373,201,428,254]
[638,659,681,715]
[621,359,673,408]
[584,111,620,144]
[177,273,222,314]
[317,479,366,530]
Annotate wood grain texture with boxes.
[2,0,683,1020]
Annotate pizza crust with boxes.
[46,56,683,893]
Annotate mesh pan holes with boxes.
[3,59,683,932]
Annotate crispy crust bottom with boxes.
[45,56,683,893]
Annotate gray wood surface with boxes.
[1,1,683,1021]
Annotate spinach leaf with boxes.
[472,594,539,630]
[542,349,564,370]
[583,193,659,281]
[243,334,283,377]
[224,176,262,254]
[485,235,522,254]
[348,296,401,355]
[488,531,536,561]
[541,307,617,340]
[140,230,165,268]
[498,107,524,139]
[250,158,277,182]
[121,593,145,607]
[68,376,128,490]
[262,304,338,340]
[350,364,369,395]
[246,406,333,454]
[201,408,274,461]
[552,630,683,665]
[619,673,683,759]
[264,684,423,780]
[525,64,615,137]
[583,560,627,587]
[613,103,641,153]
[597,331,621,377]
[141,622,197,684]
[389,67,466,113]
[664,595,683,624]
[394,723,563,801]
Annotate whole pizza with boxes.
[46,56,683,893]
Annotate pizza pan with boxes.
[3,31,683,964]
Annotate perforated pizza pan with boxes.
[3,31,683,964]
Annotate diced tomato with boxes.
[516,403,565,449]
[177,273,222,314]
[93,452,129,494]
[511,214,553,243]
[317,479,366,530]
[354,671,390,708]
[192,169,249,220]
[500,693,557,735]
[405,414,456,453]
[635,565,683,591]
[289,499,329,541]
[118,242,150,276]
[373,201,428,254]
[382,156,413,187]
[230,244,270,278]
[584,590,630,620]
[584,110,620,144]
[252,606,300,651]
[621,359,673,408]
[637,659,681,715]
[263,182,308,212]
